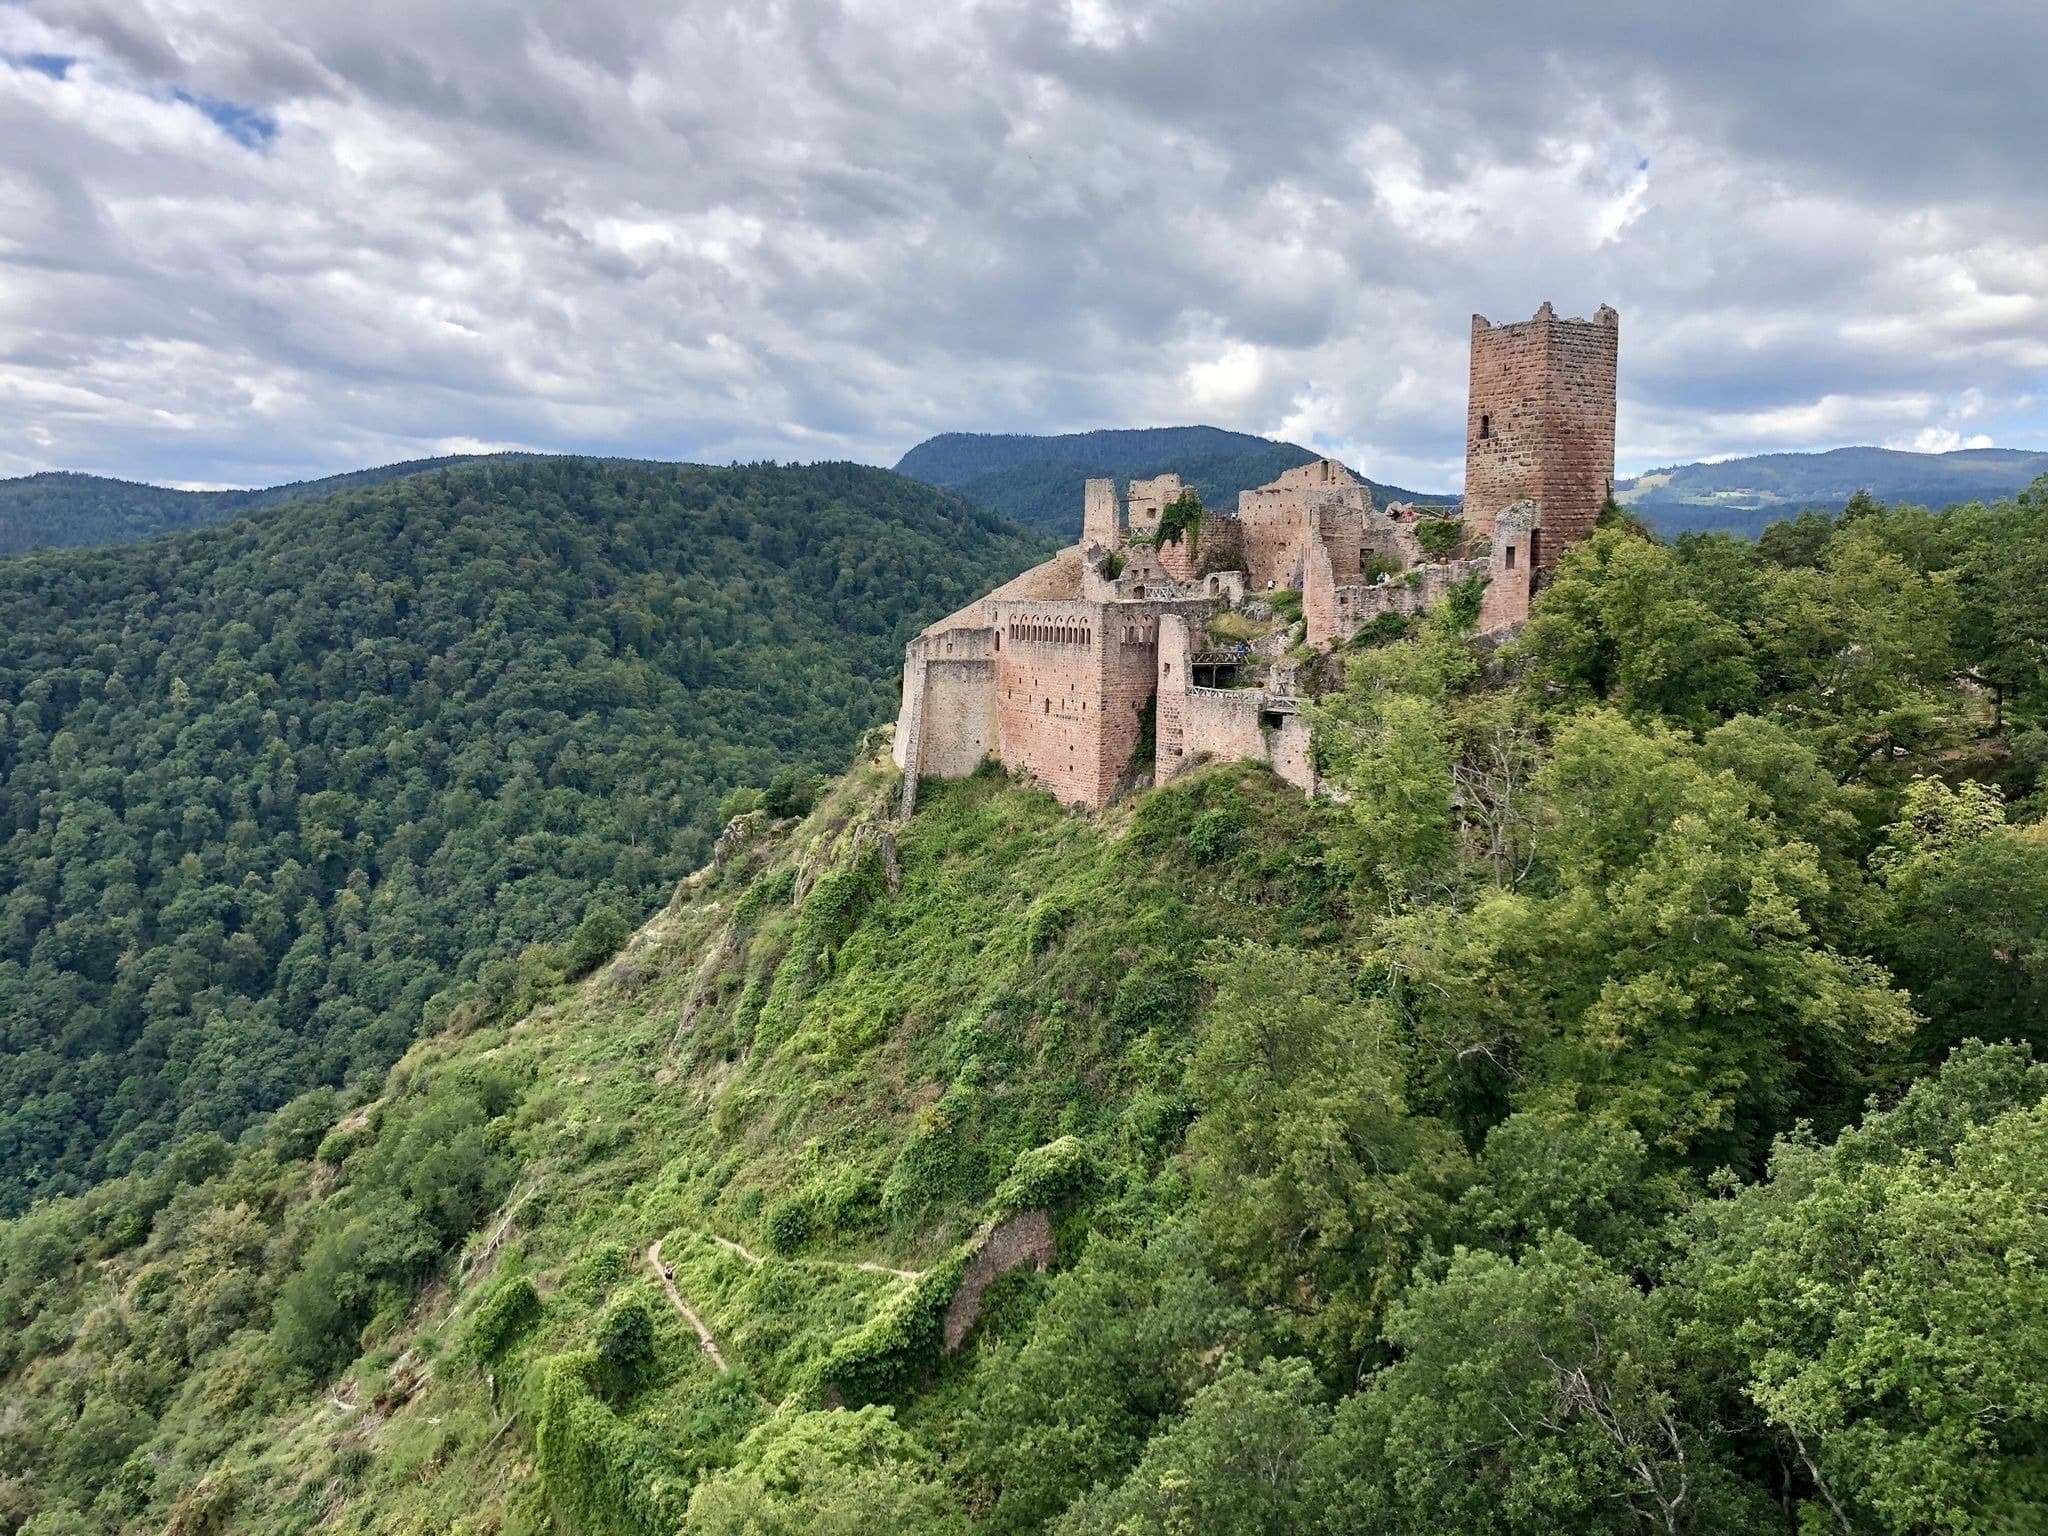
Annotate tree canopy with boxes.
[0,457,1046,1211]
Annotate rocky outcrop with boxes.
[942,1209,1056,1351]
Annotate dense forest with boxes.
[1,479,2046,1535]
[0,458,1048,1213]
[0,457,536,557]
[895,426,1451,537]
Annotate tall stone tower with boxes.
[1464,302,1618,568]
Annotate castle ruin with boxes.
[894,303,1618,812]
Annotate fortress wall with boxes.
[1236,461,1374,592]
[1302,517,1342,647]
[1542,309,1620,557]
[1155,532,1199,581]
[1156,613,1194,776]
[1093,611,1165,805]
[993,599,1170,808]
[1178,687,1269,771]
[1193,515,1245,578]
[916,658,998,778]
[995,599,1110,808]
[1269,714,1316,795]
[1236,496,1307,591]
[893,655,925,775]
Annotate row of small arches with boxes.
[1008,621,1092,647]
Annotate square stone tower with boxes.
[1464,302,1618,567]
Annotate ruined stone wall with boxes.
[1083,478,1121,549]
[1268,713,1316,795]
[1302,516,1343,648]
[1177,686,1269,775]
[1464,302,1617,564]
[893,656,924,776]
[896,629,1000,812]
[1155,530,1199,581]
[942,1210,1055,1352]
[1235,459,1374,592]
[1309,557,1491,648]
[1155,613,1194,778]
[995,600,1113,808]
[1192,514,1244,578]
[1124,473,1185,541]
[1478,501,1540,633]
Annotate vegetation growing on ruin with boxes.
[1,481,2046,1535]
[1147,489,1205,559]
[0,458,1048,1212]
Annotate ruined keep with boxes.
[1464,303,1620,561]
[894,302,1617,811]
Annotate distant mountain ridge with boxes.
[895,425,1454,538]
[1620,445,2048,539]
[0,454,529,556]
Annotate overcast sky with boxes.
[2,1,2044,492]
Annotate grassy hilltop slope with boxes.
[0,457,1048,1213]
[4,484,2048,1534]
[0,457,538,557]
[896,427,1454,538]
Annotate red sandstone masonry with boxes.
[1465,303,1617,567]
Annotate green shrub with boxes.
[1187,807,1243,865]
[466,1274,542,1365]
[1109,960,1195,1039]
[565,906,633,979]
[1415,515,1465,558]
[882,1088,982,1222]
[267,1088,344,1161]
[566,1243,631,1303]
[764,767,824,820]
[1352,610,1411,647]
[717,785,766,824]
[766,1198,812,1256]
[1024,893,1074,953]
[814,1253,966,1406]
[993,1136,1091,1213]
[733,867,797,927]
[535,1352,693,1536]
[594,1298,656,1402]
[1444,572,1488,629]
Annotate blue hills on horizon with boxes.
[4,436,2043,559]
[1618,444,2048,538]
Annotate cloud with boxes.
[0,1,2044,490]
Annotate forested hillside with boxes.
[2,480,2044,1534]
[895,427,1452,537]
[0,458,1048,1213]
[0,457,525,557]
